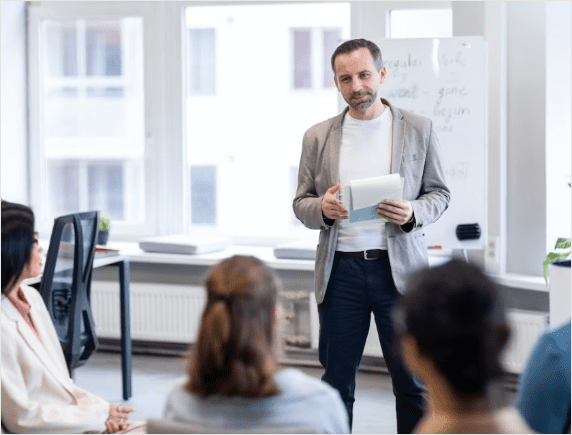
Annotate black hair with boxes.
[396,259,510,397]
[1,200,35,294]
[331,38,383,75]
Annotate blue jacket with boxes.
[517,322,571,433]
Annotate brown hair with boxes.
[186,255,280,398]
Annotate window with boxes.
[293,29,312,89]
[323,29,341,88]
[389,9,453,39]
[185,3,350,242]
[292,27,342,89]
[48,160,127,220]
[29,8,148,235]
[28,2,349,243]
[188,28,216,95]
[190,165,217,225]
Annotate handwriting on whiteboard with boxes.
[446,162,469,179]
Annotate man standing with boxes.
[293,39,450,433]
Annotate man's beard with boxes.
[346,89,377,111]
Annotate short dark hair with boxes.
[1,200,35,294]
[331,38,383,75]
[396,259,510,397]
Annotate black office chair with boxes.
[40,211,100,375]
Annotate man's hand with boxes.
[376,199,413,225]
[321,184,349,220]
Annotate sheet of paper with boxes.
[350,174,403,209]
[340,176,404,227]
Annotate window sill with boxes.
[489,272,548,292]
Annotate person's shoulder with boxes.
[274,369,349,433]
[274,368,339,397]
[164,378,193,416]
[304,113,344,139]
[547,322,571,352]
[166,377,189,401]
[533,322,571,360]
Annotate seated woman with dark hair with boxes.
[396,259,534,434]
[1,200,135,434]
[163,255,349,434]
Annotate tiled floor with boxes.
[74,351,397,433]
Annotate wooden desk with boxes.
[24,253,132,400]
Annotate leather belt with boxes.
[337,250,389,261]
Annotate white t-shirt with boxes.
[337,105,393,251]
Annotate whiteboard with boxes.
[339,37,487,250]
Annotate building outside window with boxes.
[292,27,342,90]
[190,165,217,225]
[185,3,349,242]
[32,15,145,229]
[188,28,216,96]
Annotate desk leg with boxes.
[118,260,133,400]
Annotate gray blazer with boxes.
[293,99,451,304]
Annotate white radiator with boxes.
[91,282,548,374]
[91,281,206,343]
[503,309,549,374]
[312,298,548,373]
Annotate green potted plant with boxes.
[544,237,571,329]
[543,237,571,283]
[97,213,111,246]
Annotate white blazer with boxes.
[1,285,109,434]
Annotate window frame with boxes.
[28,1,349,245]
[290,26,342,91]
[182,2,349,245]
[27,2,176,239]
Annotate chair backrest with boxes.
[146,419,317,434]
[40,211,100,374]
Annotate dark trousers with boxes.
[318,252,424,433]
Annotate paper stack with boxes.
[341,173,404,227]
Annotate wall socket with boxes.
[485,236,501,273]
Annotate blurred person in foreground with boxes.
[1,200,139,433]
[395,259,534,433]
[163,255,349,433]
[516,321,571,433]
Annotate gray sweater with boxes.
[163,368,349,433]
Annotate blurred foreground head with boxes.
[187,255,280,398]
[396,259,510,399]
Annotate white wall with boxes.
[484,1,508,274]
[506,2,548,276]
[1,1,28,204]
[545,1,572,253]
